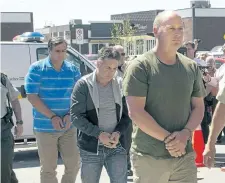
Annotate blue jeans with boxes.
[80,144,127,183]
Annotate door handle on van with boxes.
[20,85,27,98]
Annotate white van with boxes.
[1,41,95,142]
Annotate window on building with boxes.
[65,31,70,40]
[126,42,134,55]
[92,43,106,54]
[136,39,144,55]
[53,32,58,37]
[59,32,64,37]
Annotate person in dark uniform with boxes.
[1,73,23,183]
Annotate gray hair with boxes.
[113,45,124,51]
[98,46,121,61]
[48,37,68,51]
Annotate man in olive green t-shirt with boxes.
[123,11,206,183]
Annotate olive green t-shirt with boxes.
[123,51,206,158]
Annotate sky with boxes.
[1,0,225,29]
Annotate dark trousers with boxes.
[121,123,133,170]
[1,129,18,183]
[201,112,210,144]
[218,127,225,141]
[201,104,211,144]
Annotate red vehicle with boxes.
[215,57,225,69]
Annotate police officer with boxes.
[1,73,23,183]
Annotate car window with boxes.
[36,48,49,60]
[36,48,93,76]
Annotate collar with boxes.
[45,57,68,71]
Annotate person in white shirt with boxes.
[203,74,225,172]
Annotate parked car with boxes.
[215,57,225,69]
[210,45,224,58]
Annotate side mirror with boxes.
[20,85,27,98]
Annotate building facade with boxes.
[111,10,164,36]
[35,24,71,44]
[176,8,225,50]
[1,12,34,41]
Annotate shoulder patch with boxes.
[1,73,8,87]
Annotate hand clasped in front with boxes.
[98,131,121,148]
[164,130,190,158]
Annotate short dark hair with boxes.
[184,41,195,49]
[48,37,68,51]
[98,46,121,61]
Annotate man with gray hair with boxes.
[114,45,133,176]
[123,11,206,183]
[71,46,131,183]
[114,45,126,76]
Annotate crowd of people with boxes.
[1,10,225,183]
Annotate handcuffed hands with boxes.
[51,114,71,130]
[164,129,191,157]
[98,131,120,148]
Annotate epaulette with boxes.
[1,72,8,87]
[1,72,8,77]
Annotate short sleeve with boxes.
[5,77,20,101]
[191,66,207,98]
[123,60,148,97]
[25,63,41,94]
[216,76,225,104]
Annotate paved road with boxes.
[13,141,225,183]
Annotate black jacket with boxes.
[70,70,131,154]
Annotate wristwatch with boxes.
[16,120,23,125]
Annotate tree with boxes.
[111,19,136,46]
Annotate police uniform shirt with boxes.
[0,75,20,118]
[216,74,225,104]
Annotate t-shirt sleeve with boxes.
[25,64,41,94]
[123,60,148,97]
[191,66,207,98]
[216,75,225,104]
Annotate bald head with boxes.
[153,10,184,52]
[114,45,124,52]
[153,11,182,28]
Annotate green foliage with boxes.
[111,19,136,45]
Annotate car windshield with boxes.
[210,46,222,52]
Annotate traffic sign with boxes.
[76,28,84,44]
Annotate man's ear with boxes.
[153,27,158,38]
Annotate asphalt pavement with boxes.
[13,140,225,183]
